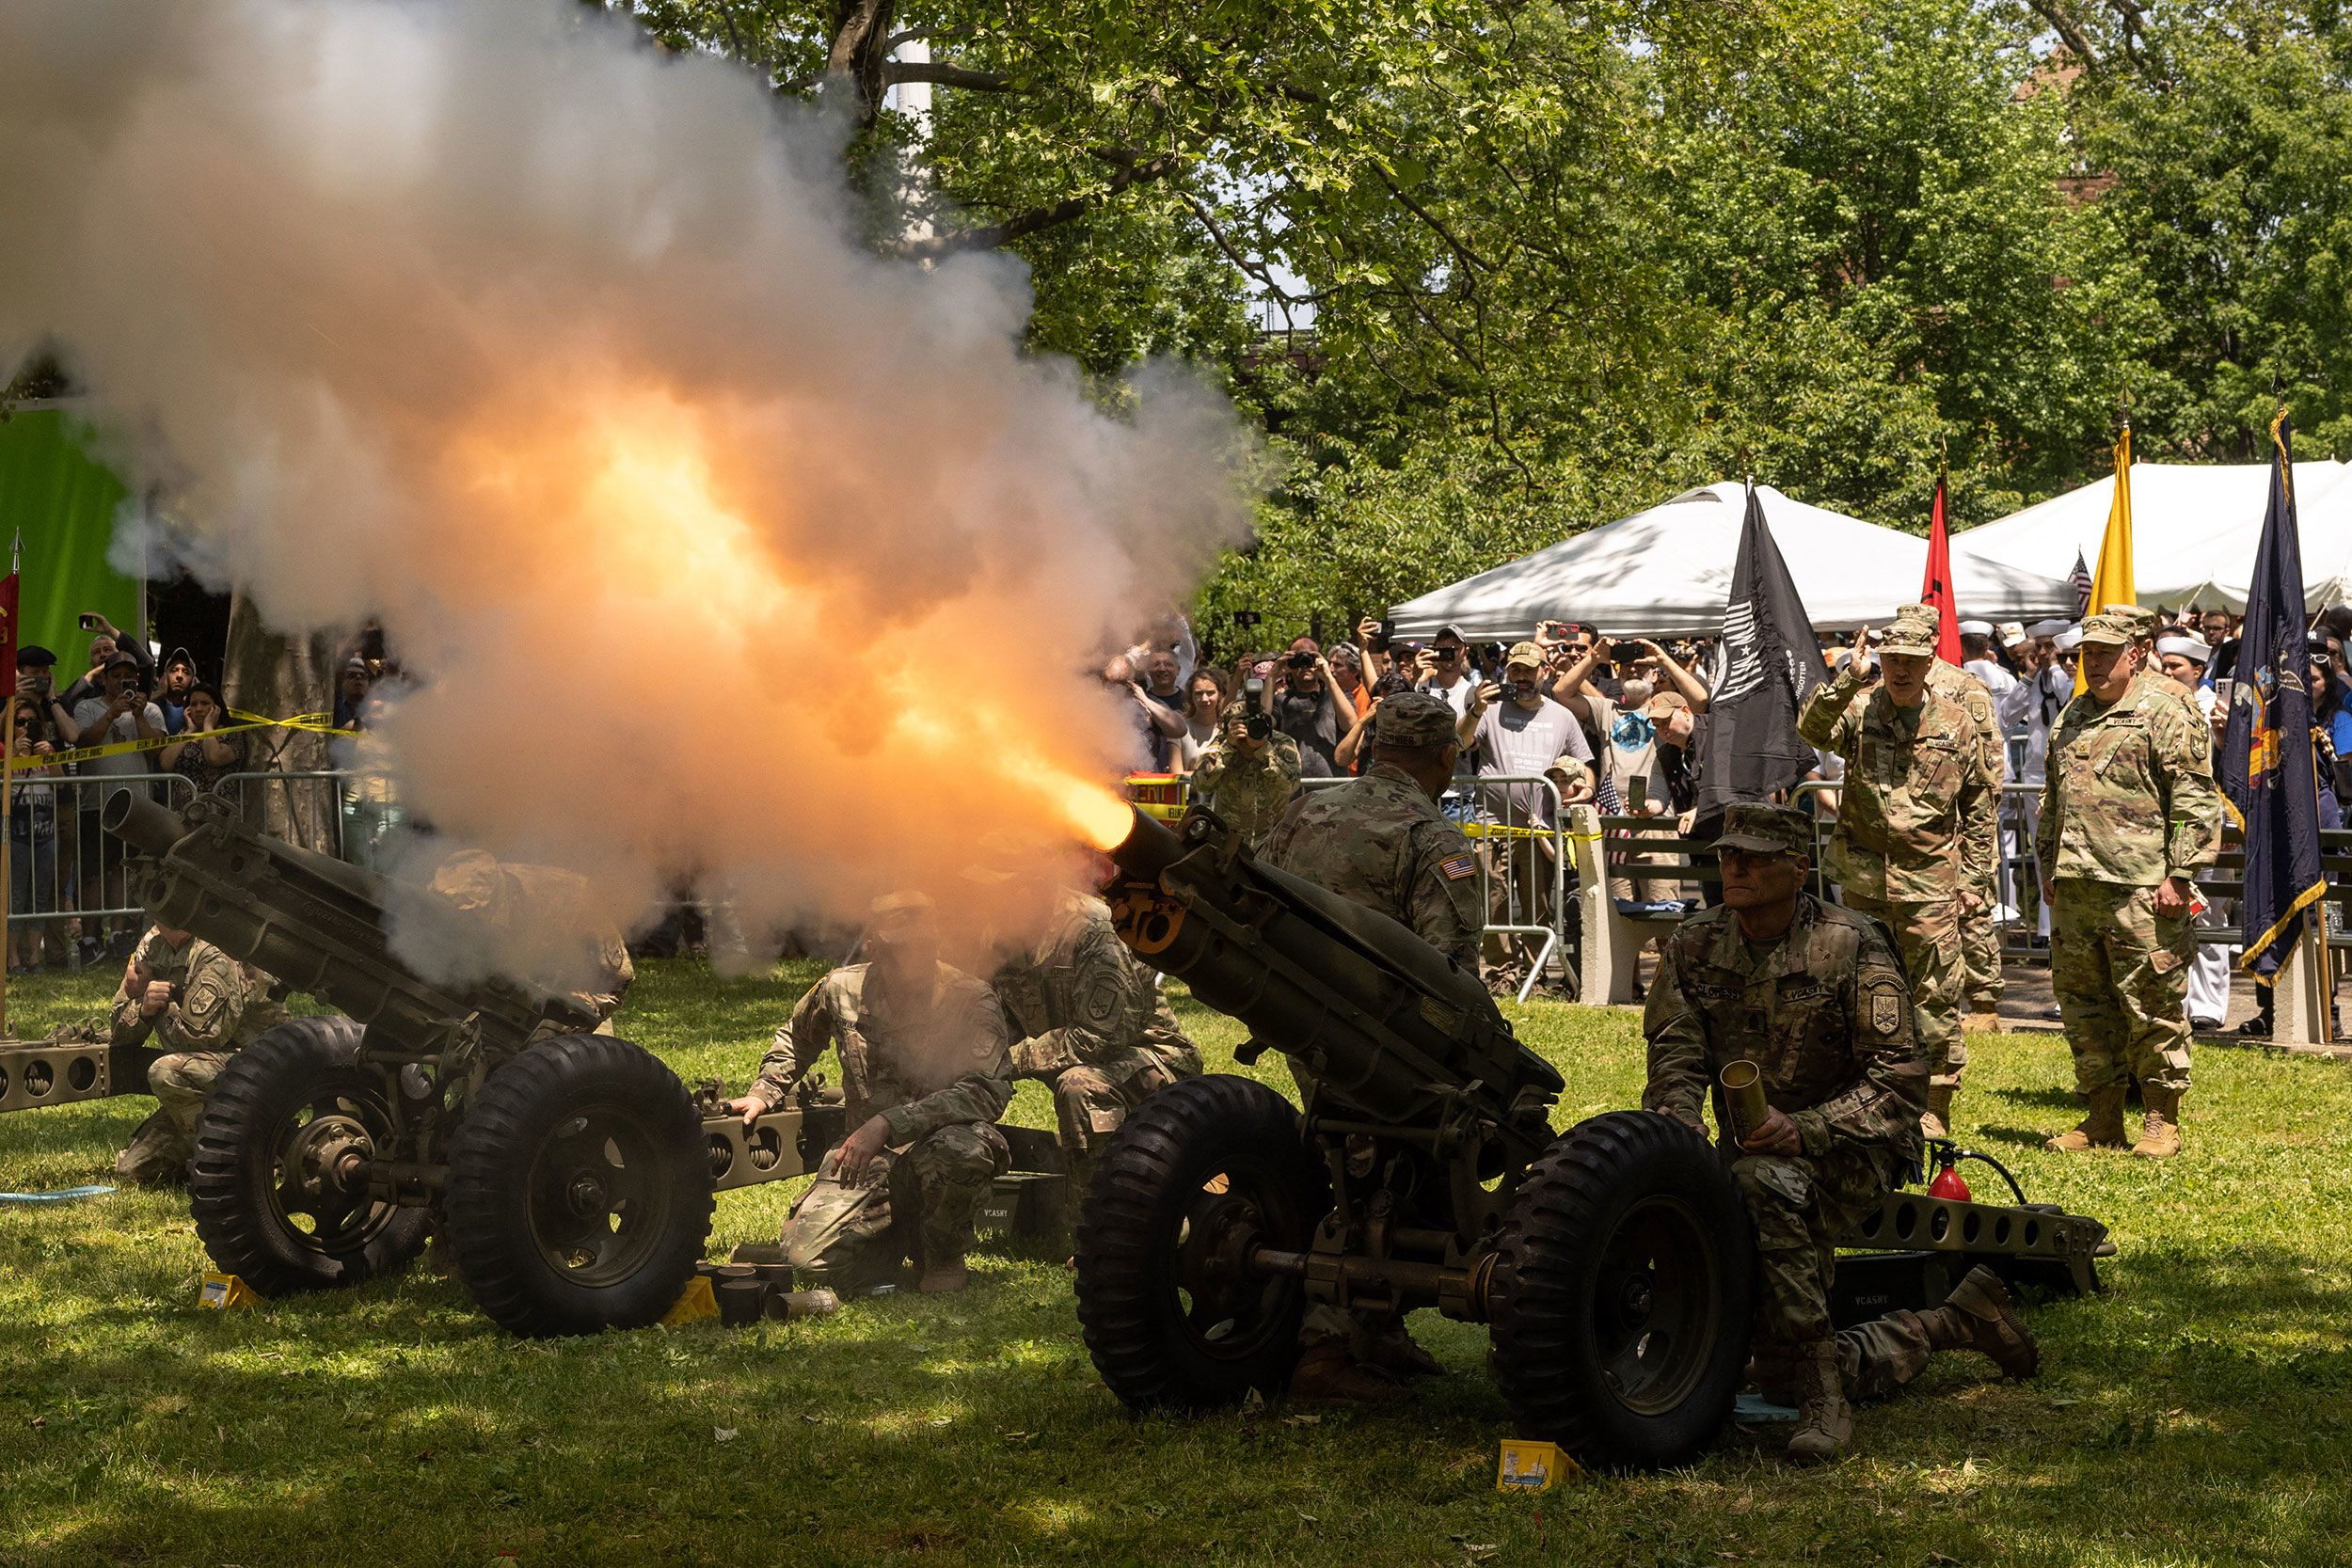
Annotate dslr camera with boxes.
[1238,677,1274,740]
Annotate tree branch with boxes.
[1374,167,1493,275]
[882,59,1017,91]
[2025,1,2105,71]
[898,150,1182,258]
[1174,191,1334,305]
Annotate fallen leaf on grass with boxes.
[714,1427,738,1442]
[27,1418,43,1430]
[1281,1414,1322,1427]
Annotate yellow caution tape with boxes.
[4,708,351,773]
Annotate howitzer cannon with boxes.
[89,793,843,1336]
[1076,806,2108,1470]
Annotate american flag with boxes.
[2069,550,2093,613]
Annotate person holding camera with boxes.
[8,690,64,972]
[1192,693,1302,850]
[1263,640,1348,777]
[1457,643,1597,989]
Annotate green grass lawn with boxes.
[5,960,2352,1567]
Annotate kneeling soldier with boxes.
[112,922,288,1186]
[1644,803,2039,1465]
[989,884,1202,1191]
[725,894,1012,1295]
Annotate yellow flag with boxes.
[2075,426,2137,693]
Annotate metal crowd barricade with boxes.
[215,768,405,871]
[5,770,199,953]
[1295,770,1573,1004]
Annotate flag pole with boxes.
[3,529,20,1037]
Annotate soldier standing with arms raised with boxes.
[1796,603,1999,1137]
[1645,803,2039,1465]
[2038,607,2222,1158]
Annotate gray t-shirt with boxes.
[1470,696,1592,827]
[69,697,166,781]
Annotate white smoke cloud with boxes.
[0,0,1253,985]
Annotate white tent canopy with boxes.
[1388,482,2078,641]
[1947,460,2352,612]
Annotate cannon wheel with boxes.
[1074,1073,1330,1412]
[1488,1110,1755,1471]
[443,1035,712,1338]
[189,1017,430,1297]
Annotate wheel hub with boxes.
[565,1173,610,1216]
[289,1114,375,1197]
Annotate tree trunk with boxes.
[220,592,339,850]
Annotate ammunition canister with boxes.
[1720,1059,1769,1143]
[716,1277,766,1327]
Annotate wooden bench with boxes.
[1568,809,1720,1004]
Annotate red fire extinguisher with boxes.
[1927,1142,1972,1202]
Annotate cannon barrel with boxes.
[1104,806,1561,1157]
[102,794,594,1057]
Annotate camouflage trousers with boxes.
[1731,1143,1901,1348]
[1040,1049,1193,1191]
[112,1052,228,1187]
[782,1122,1009,1292]
[2051,879,2194,1095]
[1756,1312,1938,1403]
[1839,892,1966,1087]
[1960,877,2003,1009]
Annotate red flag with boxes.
[1921,479,1961,663]
[0,572,18,706]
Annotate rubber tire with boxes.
[189,1016,430,1298]
[1487,1111,1755,1471]
[1073,1073,1331,1412]
[442,1035,712,1338]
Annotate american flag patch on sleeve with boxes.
[1439,853,1477,881]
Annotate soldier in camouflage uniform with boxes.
[1261,690,1482,1401]
[110,924,288,1186]
[2038,606,2223,1159]
[1927,650,2009,1026]
[724,894,1012,1294]
[1645,803,2039,1465]
[1797,605,1999,1138]
[989,886,1202,1191]
[1191,708,1302,849]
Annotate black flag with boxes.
[1694,483,1826,826]
[2220,412,2327,982]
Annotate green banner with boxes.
[0,406,143,669]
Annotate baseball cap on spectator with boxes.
[17,645,54,668]
[2078,605,2156,646]
[162,646,197,672]
[1998,621,2028,648]
[103,648,140,672]
[1505,641,1544,671]
[342,656,370,676]
[1431,625,1467,642]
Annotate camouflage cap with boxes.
[1879,604,1942,656]
[1505,641,1545,670]
[2078,604,2157,646]
[1374,689,1460,749]
[869,890,936,922]
[1713,802,1813,857]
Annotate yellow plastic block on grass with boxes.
[198,1272,261,1310]
[1496,1438,1578,1492]
[660,1275,719,1326]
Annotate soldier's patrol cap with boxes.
[1504,641,1545,670]
[1374,689,1460,749]
[2077,605,2157,646]
[1878,604,1942,656]
[869,891,935,922]
[1713,802,1813,857]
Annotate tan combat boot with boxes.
[2132,1085,2184,1159]
[1920,1085,1954,1140]
[2044,1085,2129,1152]
[1288,1341,1409,1404]
[1920,1266,2040,1380]
[1784,1340,1852,1466]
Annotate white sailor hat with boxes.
[2027,618,2072,640]
[1957,619,1994,638]
[2156,631,2212,664]
[2052,625,2084,653]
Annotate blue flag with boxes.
[2219,413,2328,981]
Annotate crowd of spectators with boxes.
[1,615,401,971]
